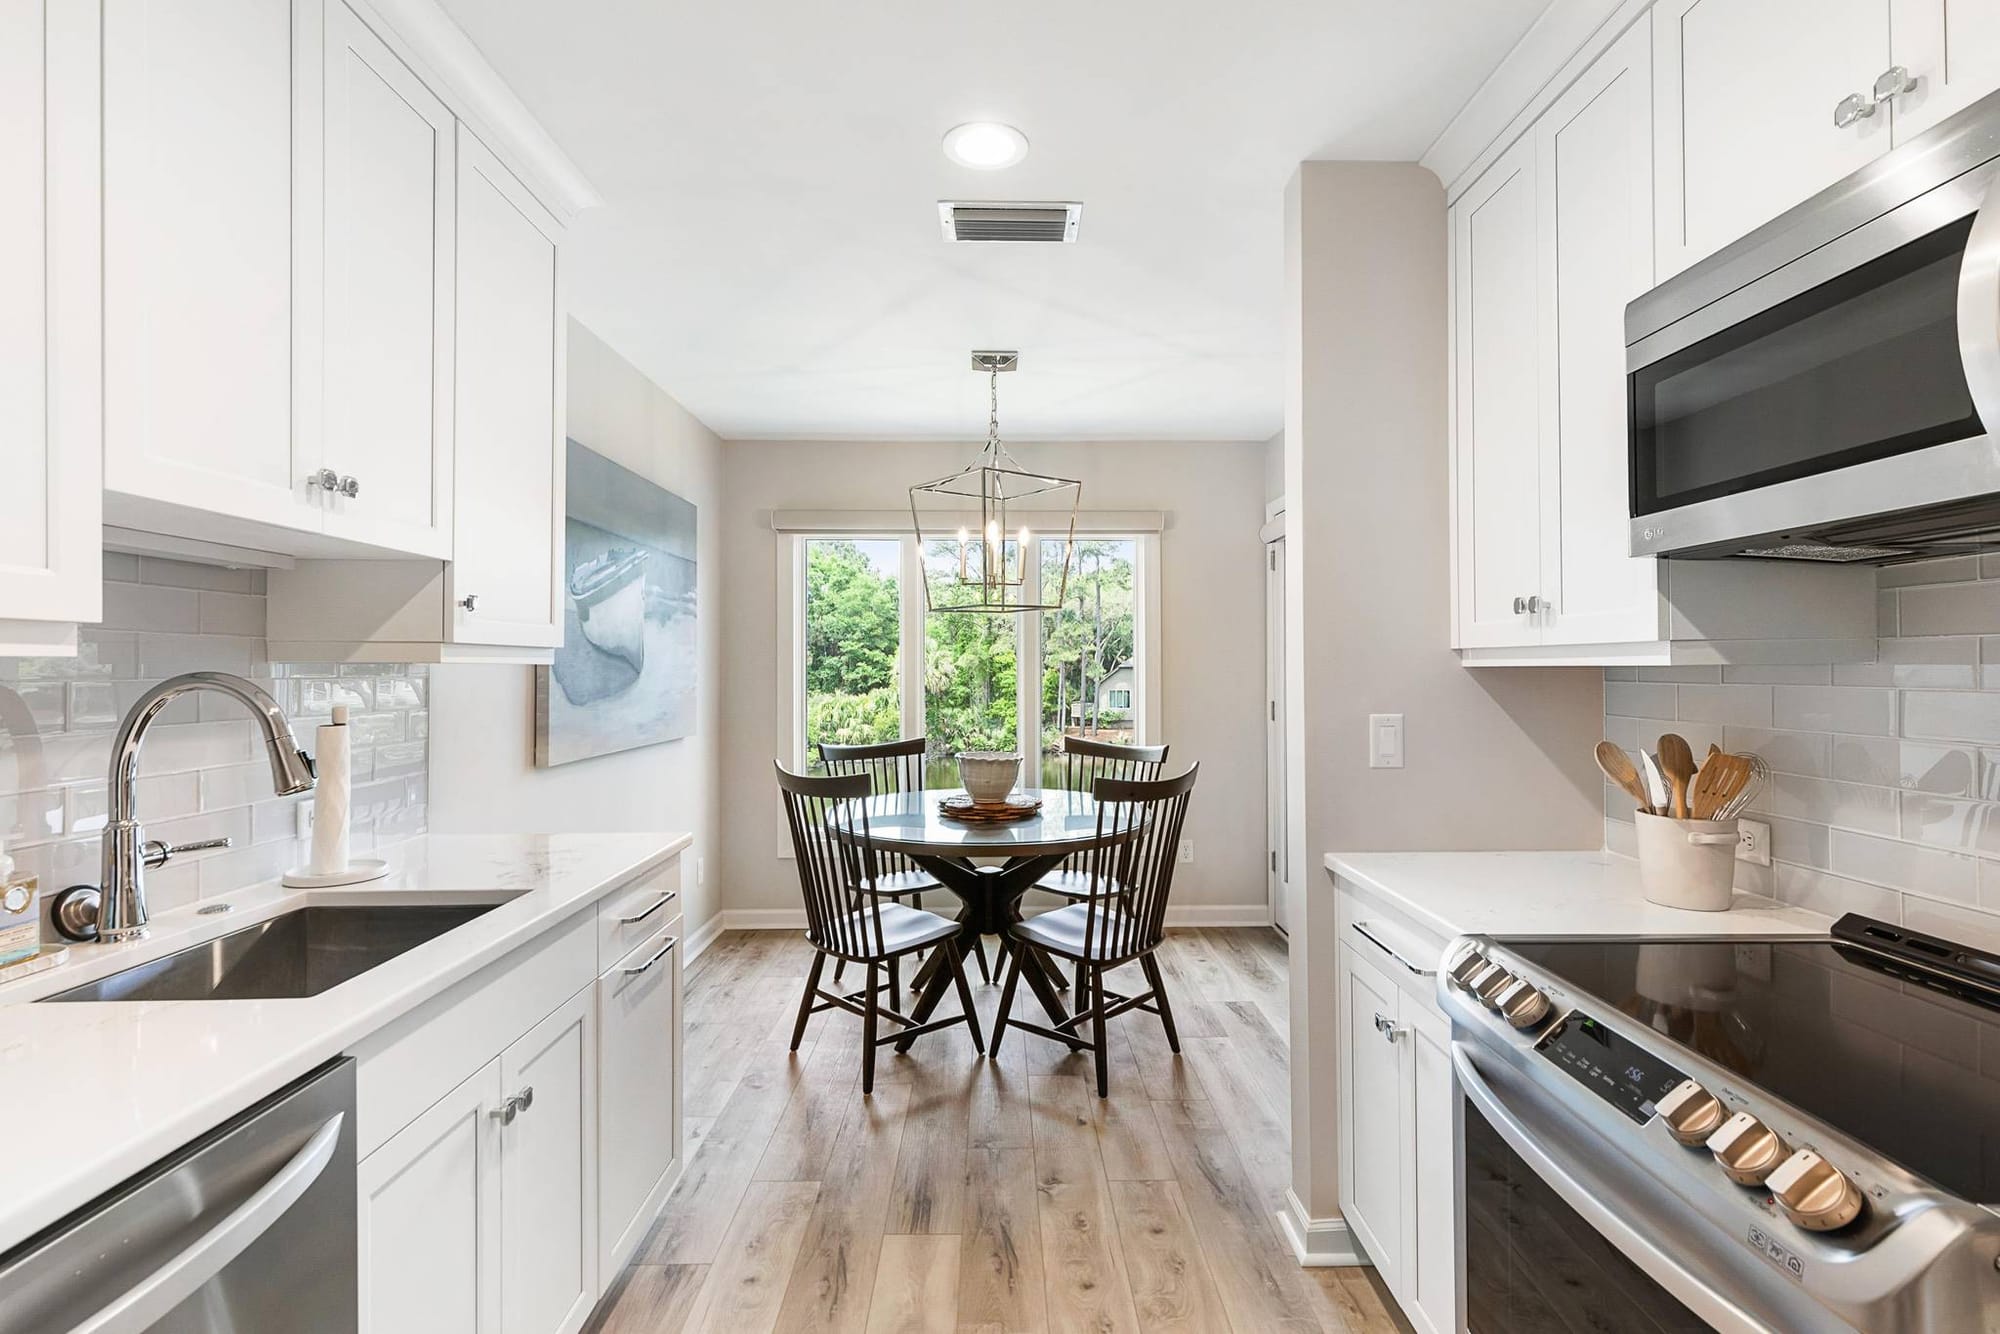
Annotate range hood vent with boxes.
[938,201,1081,243]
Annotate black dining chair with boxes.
[776,762,984,1093]
[991,765,1198,1097]
[819,736,991,985]
[1033,736,1169,902]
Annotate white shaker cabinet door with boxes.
[500,987,598,1334]
[1889,0,2000,141]
[102,0,318,535]
[0,0,99,639]
[315,0,454,557]
[359,1059,504,1334]
[1452,137,1542,649]
[597,925,682,1278]
[452,129,564,650]
[1538,20,1662,647]
[1654,0,1892,277]
[1339,944,1406,1290]
[1404,1015,1457,1334]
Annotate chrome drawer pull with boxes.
[622,936,678,976]
[616,890,677,925]
[1352,921,1436,977]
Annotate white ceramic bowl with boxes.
[956,751,1022,805]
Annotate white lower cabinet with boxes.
[1336,915,1457,1334]
[597,923,683,1278]
[500,989,598,1334]
[355,867,683,1334]
[360,1059,503,1333]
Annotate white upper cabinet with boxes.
[1537,21,1659,647]
[1887,0,2000,139]
[451,129,564,650]
[1452,137,1543,650]
[314,0,454,558]
[102,0,314,538]
[0,0,100,650]
[1654,0,1892,276]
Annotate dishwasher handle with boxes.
[65,1113,344,1334]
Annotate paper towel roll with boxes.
[310,705,351,875]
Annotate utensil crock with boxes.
[1633,811,1739,911]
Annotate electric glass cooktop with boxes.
[1504,929,2000,1204]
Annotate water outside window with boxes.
[802,538,902,771]
[1038,539,1136,787]
[923,540,1020,786]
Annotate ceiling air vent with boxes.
[938,201,1082,243]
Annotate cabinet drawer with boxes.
[597,920,682,1277]
[598,858,680,970]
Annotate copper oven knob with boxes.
[1767,1150,1865,1232]
[1655,1079,1726,1147]
[1496,978,1552,1029]
[1472,965,1517,1010]
[1706,1112,1789,1185]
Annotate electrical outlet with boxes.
[1178,839,1195,865]
[1735,818,1771,867]
[295,801,315,840]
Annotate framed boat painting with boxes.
[536,440,698,766]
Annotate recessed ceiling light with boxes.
[942,122,1029,170]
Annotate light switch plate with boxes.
[1368,714,1405,769]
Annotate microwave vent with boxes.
[1739,542,1917,562]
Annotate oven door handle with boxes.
[1451,1044,1775,1334]
[64,1113,344,1334]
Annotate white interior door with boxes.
[318,0,453,557]
[1537,19,1661,647]
[1653,0,1892,276]
[1265,536,1288,936]
[1453,138,1543,648]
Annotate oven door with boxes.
[1627,142,2000,560]
[1452,1042,1843,1334]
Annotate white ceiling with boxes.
[438,0,1549,442]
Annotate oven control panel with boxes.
[1534,1012,1690,1125]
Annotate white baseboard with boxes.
[1278,1189,1365,1267]
[710,905,1271,932]
[682,912,728,963]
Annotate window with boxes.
[801,538,903,771]
[786,527,1156,793]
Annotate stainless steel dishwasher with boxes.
[0,1058,356,1333]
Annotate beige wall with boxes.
[1282,163,1604,1241]
[428,320,725,937]
[718,437,1270,916]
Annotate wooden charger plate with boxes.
[938,792,1042,824]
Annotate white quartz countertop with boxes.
[1326,850,1834,942]
[0,831,689,1254]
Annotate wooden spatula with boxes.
[1595,741,1652,812]
[1658,733,1697,820]
[1692,752,1751,820]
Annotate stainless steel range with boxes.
[1440,914,2000,1333]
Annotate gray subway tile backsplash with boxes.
[1606,565,2000,944]
[0,558,427,930]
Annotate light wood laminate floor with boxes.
[586,928,1411,1334]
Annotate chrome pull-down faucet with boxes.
[51,672,315,944]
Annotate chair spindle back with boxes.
[775,762,887,958]
[1075,765,1199,962]
[820,737,928,881]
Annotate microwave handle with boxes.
[1451,1044,1772,1334]
[64,1114,343,1334]
[1959,168,2000,436]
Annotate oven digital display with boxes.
[1535,1014,1688,1124]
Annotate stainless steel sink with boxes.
[37,904,497,1002]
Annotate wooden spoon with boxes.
[1658,733,1697,820]
[1594,741,1652,812]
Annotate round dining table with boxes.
[830,786,1136,1051]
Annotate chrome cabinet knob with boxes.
[1372,1012,1404,1043]
[1526,595,1546,615]
[310,467,340,493]
[490,1085,535,1124]
[1768,1150,1865,1231]
[1513,596,1528,615]
[337,474,359,499]
[1707,1112,1789,1185]
[1834,90,1880,128]
[1872,65,1917,104]
[458,594,478,611]
[1656,1079,1727,1147]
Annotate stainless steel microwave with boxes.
[1627,88,2000,563]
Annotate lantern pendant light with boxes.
[909,352,1082,614]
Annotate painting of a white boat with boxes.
[536,440,698,766]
